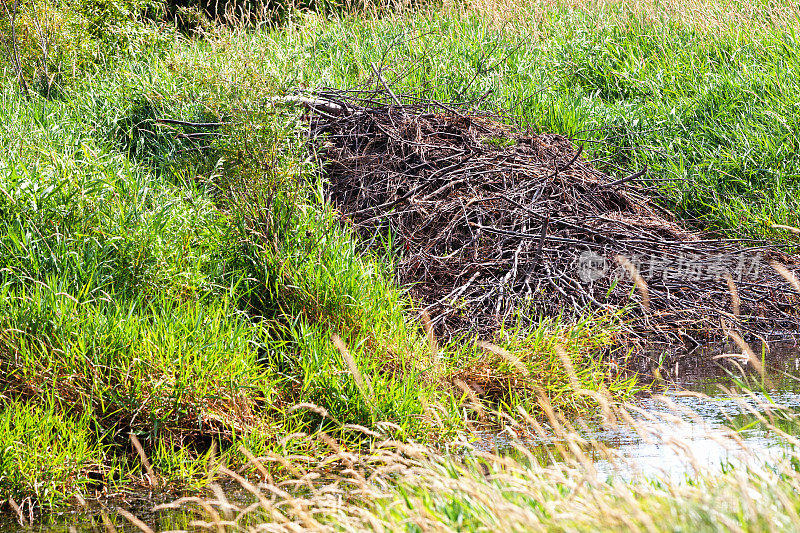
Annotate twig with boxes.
[601,165,649,188]
[370,62,402,107]
[270,95,349,116]
[155,118,229,128]
[2,0,30,96]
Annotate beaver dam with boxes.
[294,88,800,345]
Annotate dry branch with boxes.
[303,88,800,344]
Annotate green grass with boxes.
[0,397,107,510]
[189,5,800,242]
[2,0,799,516]
[0,4,634,511]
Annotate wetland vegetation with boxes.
[2,0,800,530]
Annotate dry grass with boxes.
[120,384,800,532]
[452,0,800,35]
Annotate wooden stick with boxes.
[270,95,349,116]
[370,62,402,107]
[155,118,229,128]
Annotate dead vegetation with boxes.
[454,0,800,35]
[128,390,800,532]
[299,87,800,345]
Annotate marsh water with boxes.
[6,341,800,531]
[474,340,800,479]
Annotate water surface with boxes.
[475,340,800,479]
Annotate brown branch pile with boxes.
[306,89,800,343]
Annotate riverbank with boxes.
[8,343,800,531]
[2,0,799,522]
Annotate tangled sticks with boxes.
[305,89,800,343]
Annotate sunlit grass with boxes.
[111,378,800,532]
[2,0,800,516]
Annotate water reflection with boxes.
[474,340,800,480]
[0,493,202,532]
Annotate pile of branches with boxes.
[300,89,800,343]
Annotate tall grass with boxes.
[0,3,636,512]
[102,377,800,532]
[2,0,799,516]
